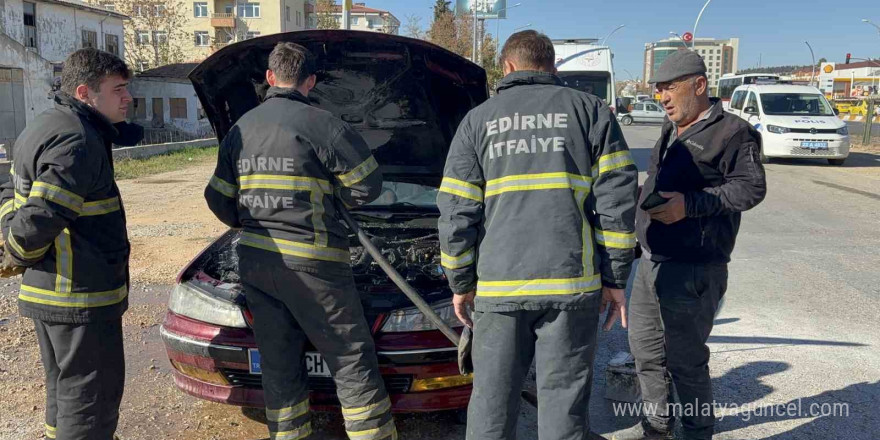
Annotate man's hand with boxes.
[600,287,627,331]
[648,191,686,224]
[453,291,476,329]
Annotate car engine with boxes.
[350,224,446,289]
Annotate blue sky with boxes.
[366,0,880,80]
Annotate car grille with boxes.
[789,128,838,134]
[220,369,413,393]
[789,147,841,156]
[791,138,836,142]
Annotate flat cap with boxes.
[648,50,707,84]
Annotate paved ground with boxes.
[846,120,880,140]
[1,125,878,439]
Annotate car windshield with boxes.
[557,72,610,102]
[367,182,438,208]
[760,93,834,116]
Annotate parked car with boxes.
[834,100,855,114]
[727,84,850,165]
[160,30,489,414]
[618,101,666,125]
[847,99,880,117]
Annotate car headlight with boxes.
[381,299,464,333]
[837,126,848,135]
[168,281,248,328]
[766,125,790,134]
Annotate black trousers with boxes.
[466,293,601,440]
[33,318,125,440]
[239,258,396,440]
[628,259,727,440]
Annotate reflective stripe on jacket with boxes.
[0,94,130,324]
[437,71,638,312]
[205,88,382,269]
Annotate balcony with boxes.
[210,13,235,28]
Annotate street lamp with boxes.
[623,69,636,81]
[513,23,531,32]
[805,41,816,87]
[669,32,689,49]
[862,18,880,36]
[495,2,523,56]
[692,0,713,49]
[601,24,626,47]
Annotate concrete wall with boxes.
[35,1,125,63]
[1,0,125,63]
[0,32,55,126]
[127,77,212,135]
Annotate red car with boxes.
[159,30,488,414]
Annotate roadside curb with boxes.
[839,115,880,123]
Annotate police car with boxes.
[727,84,850,165]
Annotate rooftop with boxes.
[39,0,128,19]
[137,63,199,80]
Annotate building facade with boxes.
[0,0,126,146]
[319,2,399,34]
[644,37,739,96]
[127,62,213,137]
[817,61,880,99]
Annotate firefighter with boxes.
[204,42,395,440]
[611,50,766,440]
[0,48,135,440]
[438,31,638,440]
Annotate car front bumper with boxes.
[762,132,850,159]
[160,311,472,412]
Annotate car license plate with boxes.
[801,141,828,149]
[248,349,332,377]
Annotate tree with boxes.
[818,57,827,66]
[433,0,452,22]
[103,0,189,70]
[428,10,473,59]
[403,14,425,39]
[315,0,339,30]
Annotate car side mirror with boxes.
[833,108,840,115]
[744,106,758,115]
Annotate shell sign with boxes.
[824,65,834,73]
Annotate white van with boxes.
[727,84,850,165]
[552,38,617,113]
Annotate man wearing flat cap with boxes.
[611,50,767,440]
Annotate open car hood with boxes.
[190,30,489,187]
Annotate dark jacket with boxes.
[205,87,382,271]
[438,71,638,312]
[636,99,766,263]
[0,93,131,324]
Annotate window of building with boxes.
[286,6,290,21]
[138,61,149,72]
[136,30,149,45]
[245,31,260,39]
[296,11,302,26]
[170,98,188,119]
[154,4,165,17]
[238,3,260,18]
[194,31,209,46]
[225,4,233,13]
[105,34,119,56]
[194,2,208,17]
[81,30,97,49]
[134,4,143,17]
[131,97,147,119]
[351,16,360,25]
[23,2,37,49]
[153,31,167,45]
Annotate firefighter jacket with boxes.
[205,87,383,271]
[0,93,130,324]
[438,71,638,312]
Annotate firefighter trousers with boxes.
[466,293,601,440]
[239,257,396,440]
[628,259,728,440]
[33,318,125,440]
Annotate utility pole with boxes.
[343,0,351,30]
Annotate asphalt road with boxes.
[585,124,880,439]
[846,120,880,140]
